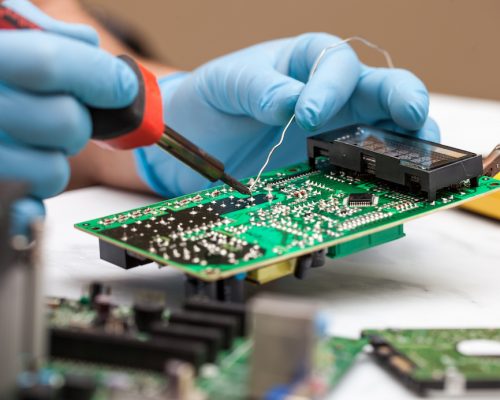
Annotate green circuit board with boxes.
[76,161,500,280]
[41,337,365,400]
[36,297,366,400]
[363,328,500,395]
[198,336,367,399]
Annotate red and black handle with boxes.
[0,4,164,150]
[87,55,164,149]
[0,5,40,29]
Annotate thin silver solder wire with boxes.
[248,36,394,192]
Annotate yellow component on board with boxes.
[462,172,500,219]
[247,259,297,284]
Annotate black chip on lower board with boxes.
[49,327,208,372]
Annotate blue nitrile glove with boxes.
[135,33,440,198]
[136,33,439,197]
[0,0,138,234]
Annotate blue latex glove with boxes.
[136,33,439,198]
[0,0,138,234]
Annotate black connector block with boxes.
[49,327,207,372]
[133,302,164,332]
[149,322,223,362]
[168,310,238,349]
[308,125,483,201]
[98,239,151,270]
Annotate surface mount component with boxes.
[363,328,500,396]
[308,125,483,201]
[346,192,378,207]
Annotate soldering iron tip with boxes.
[221,173,252,196]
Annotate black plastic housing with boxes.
[307,125,483,201]
[49,327,208,372]
[98,239,151,269]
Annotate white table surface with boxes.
[43,93,500,400]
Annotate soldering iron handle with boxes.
[88,55,164,150]
[0,5,165,150]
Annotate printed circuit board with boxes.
[40,295,366,400]
[364,328,500,395]
[76,161,500,281]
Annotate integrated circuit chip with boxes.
[345,193,378,207]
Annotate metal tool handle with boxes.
[159,125,224,181]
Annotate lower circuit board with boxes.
[75,161,500,280]
[363,328,500,396]
[30,295,366,400]
[197,336,367,399]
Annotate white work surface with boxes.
[44,94,500,400]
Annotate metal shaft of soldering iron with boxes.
[158,125,251,195]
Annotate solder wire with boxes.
[248,36,394,192]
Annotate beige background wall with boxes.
[84,0,500,100]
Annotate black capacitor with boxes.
[294,249,327,280]
[311,249,327,268]
[294,253,313,280]
[215,276,245,303]
[94,294,112,319]
[133,302,164,332]
[89,282,103,304]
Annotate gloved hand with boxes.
[136,33,440,198]
[0,0,138,234]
